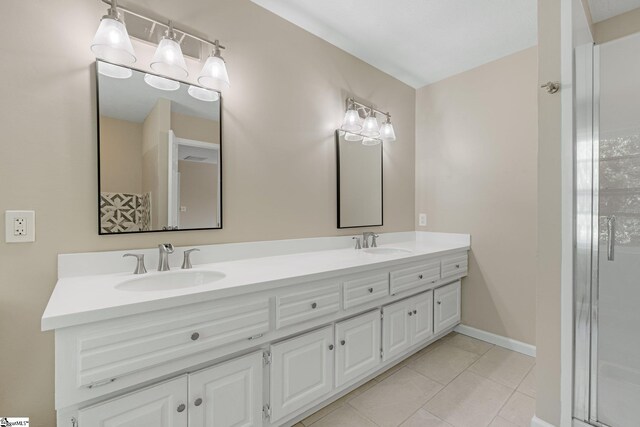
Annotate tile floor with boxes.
[293,332,536,427]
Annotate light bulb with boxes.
[91,14,136,64]
[188,85,220,102]
[150,23,189,79]
[361,114,380,138]
[380,119,396,142]
[198,53,230,90]
[144,74,180,91]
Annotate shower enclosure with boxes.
[574,33,640,427]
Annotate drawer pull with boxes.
[341,340,346,345]
[329,344,334,350]
[194,398,203,407]
[248,334,264,340]
[191,332,200,341]
[311,302,318,309]
[418,274,423,279]
[177,403,186,413]
[368,287,374,293]
[87,378,116,389]
[437,301,442,305]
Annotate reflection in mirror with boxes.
[336,130,383,228]
[97,61,222,234]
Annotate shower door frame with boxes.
[573,42,608,427]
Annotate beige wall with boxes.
[536,0,562,424]
[99,116,143,194]
[0,1,415,425]
[171,111,220,145]
[179,160,219,228]
[415,47,538,345]
[594,7,640,44]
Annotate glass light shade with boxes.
[188,85,220,102]
[91,17,136,64]
[344,132,364,142]
[144,74,180,91]
[380,122,396,142]
[362,137,381,146]
[341,109,362,132]
[97,62,132,79]
[150,37,189,79]
[197,55,230,90]
[361,115,380,137]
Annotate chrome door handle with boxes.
[607,215,616,261]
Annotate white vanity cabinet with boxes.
[269,326,334,423]
[189,352,264,427]
[382,290,434,361]
[434,281,461,334]
[78,376,188,427]
[335,310,381,387]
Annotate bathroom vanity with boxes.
[42,232,469,427]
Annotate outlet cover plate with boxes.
[418,213,427,227]
[5,210,35,243]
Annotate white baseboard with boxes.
[454,324,536,357]
[531,415,557,427]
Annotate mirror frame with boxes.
[95,60,223,235]
[335,130,384,229]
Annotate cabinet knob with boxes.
[177,403,186,413]
[329,344,334,350]
[418,274,423,279]
[311,302,317,309]
[408,311,413,316]
[413,310,417,314]
[368,287,374,293]
[194,398,203,407]
[437,301,442,305]
[456,264,460,268]
[341,340,346,345]
[191,332,200,341]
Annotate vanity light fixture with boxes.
[188,85,220,102]
[150,21,189,79]
[90,0,136,64]
[144,73,180,91]
[341,98,396,143]
[197,40,230,90]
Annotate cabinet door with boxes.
[382,299,411,362]
[269,326,334,423]
[434,281,461,334]
[188,352,263,427]
[411,291,434,344]
[335,311,381,388]
[78,376,188,427]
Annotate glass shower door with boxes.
[594,33,640,427]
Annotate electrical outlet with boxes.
[5,210,35,243]
[418,213,427,227]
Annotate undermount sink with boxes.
[116,270,226,292]
[363,247,413,255]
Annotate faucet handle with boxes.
[371,233,379,248]
[123,253,147,275]
[352,236,362,250]
[182,248,200,270]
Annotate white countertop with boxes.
[42,232,470,331]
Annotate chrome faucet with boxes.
[362,232,379,248]
[158,243,175,271]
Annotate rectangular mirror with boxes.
[97,61,222,234]
[336,130,383,228]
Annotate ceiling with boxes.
[250,0,537,88]
[97,63,220,123]
[587,0,640,23]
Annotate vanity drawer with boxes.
[441,253,468,279]
[343,273,389,309]
[276,282,341,329]
[390,261,440,295]
[75,297,270,388]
